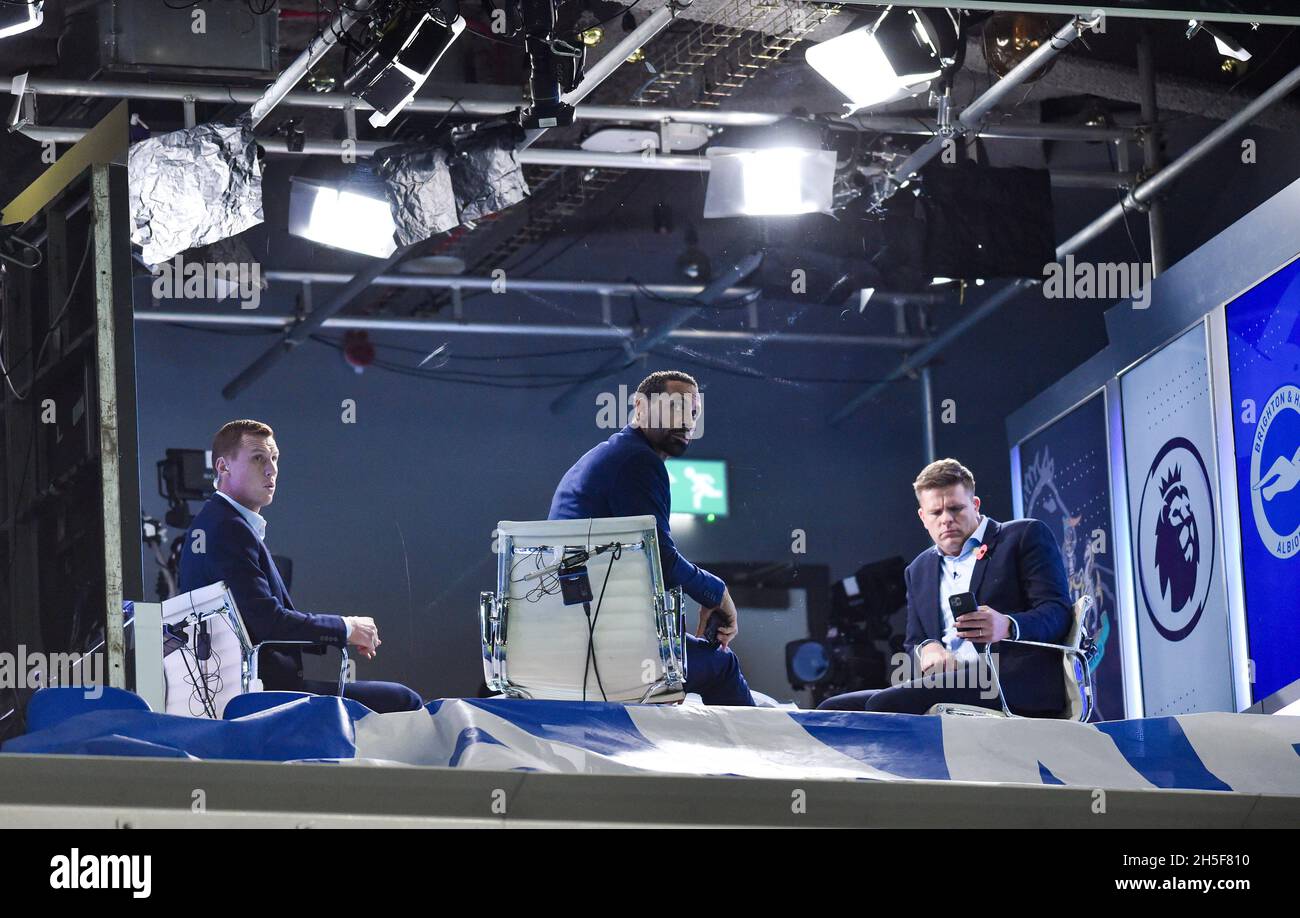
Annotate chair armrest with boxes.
[248,642,350,697]
[1000,638,1078,654]
[985,640,1088,721]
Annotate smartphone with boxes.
[949,592,979,633]
[703,610,727,645]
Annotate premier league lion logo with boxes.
[1153,465,1199,613]
[1136,437,1216,642]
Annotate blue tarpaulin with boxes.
[4,693,1298,794]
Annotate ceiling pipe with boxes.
[220,0,679,399]
[849,116,1132,143]
[521,4,680,150]
[878,13,1104,206]
[8,77,1134,142]
[265,269,743,297]
[245,0,377,129]
[18,125,1135,184]
[134,309,918,349]
[829,53,1300,426]
[1059,53,1300,255]
[255,269,929,348]
[548,252,764,412]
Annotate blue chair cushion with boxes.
[222,691,315,720]
[24,686,152,733]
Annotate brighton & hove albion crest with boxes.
[1250,384,1300,559]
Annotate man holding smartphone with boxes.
[819,458,1072,714]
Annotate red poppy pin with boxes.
[975,544,989,561]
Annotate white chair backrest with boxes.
[493,517,677,702]
[160,582,251,719]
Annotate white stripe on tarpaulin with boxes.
[940,716,1156,789]
[346,707,442,766]
[353,700,649,773]
[625,704,912,780]
[1174,713,1300,795]
[357,700,1300,793]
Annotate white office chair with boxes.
[479,516,687,703]
[136,582,348,719]
[929,595,1096,721]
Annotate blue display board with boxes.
[1017,392,1125,721]
[1225,255,1300,703]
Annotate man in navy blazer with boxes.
[549,371,754,706]
[819,458,1072,715]
[179,419,422,714]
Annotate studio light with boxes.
[1186,20,1252,62]
[703,147,837,218]
[288,164,397,259]
[344,2,466,129]
[785,639,831,687]
[580,123,710,153]
[805,7,961,115]
[981,12,1059,81]
[519,0,585,130]
[0,1,42,40]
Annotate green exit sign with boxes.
[666,459,729,518]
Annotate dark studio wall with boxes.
[129,114,1300,701]
[132,318,930,700]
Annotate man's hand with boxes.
[918,641,959,675]
[954,605,1013,644]
[343,616,381,660]
[696,589,739,648]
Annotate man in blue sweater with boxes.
[549,371,754,706]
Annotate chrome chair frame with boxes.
[930,595,1096,721]
[163,588,350,716]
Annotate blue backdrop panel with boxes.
[1018,392,1125,722]
[1225,255,1300,702]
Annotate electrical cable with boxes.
[582,542,619,702]
[0,233,93,399]
[1104,139,1147,263]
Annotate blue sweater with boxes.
[549,425,726,608]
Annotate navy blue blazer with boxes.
[178,496,346,691]
[549,425,726,608]
[904,517,1072,712]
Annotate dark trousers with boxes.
[302,678,424,714]
[684,634,754,706]
[818,662,1061,716]
[818,682,1003,714]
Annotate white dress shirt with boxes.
[214,489,267,541]
[935,516,990,663]
[212,490,351,640]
